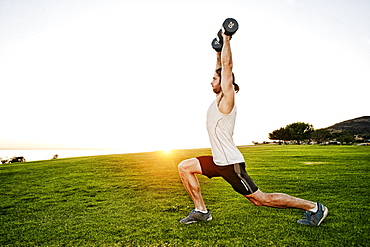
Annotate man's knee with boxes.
[178,159,191,172]
[245,190,268,206]
[178,158,201,174]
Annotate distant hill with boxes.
[325,116,370,135]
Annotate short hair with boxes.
[215,68,239,93]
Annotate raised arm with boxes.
[219,34,235,114]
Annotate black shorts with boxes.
[196,156,258,195]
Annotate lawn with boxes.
[0,145,369,246]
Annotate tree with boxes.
[333,131,355,145]
[269,122,314,144]
[311,129,332,144]
[285,122,314,145]
[268,127,289,143]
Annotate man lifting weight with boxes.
[178,18,328,226]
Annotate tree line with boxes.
[268,122,369,145]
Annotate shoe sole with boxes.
[180,216,213,224]
[317,206,328,226]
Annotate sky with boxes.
[1,0,369,152]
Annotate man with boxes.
[178,30,328,226]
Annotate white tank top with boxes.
[206,99,245,166]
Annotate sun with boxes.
[162,149,172,154]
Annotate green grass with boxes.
[0,145,369,246]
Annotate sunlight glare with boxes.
[162,149,172,154]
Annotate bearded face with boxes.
[211,73,221,94]
[212,83,221,94]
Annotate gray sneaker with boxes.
[180,209,213,224]
[297,203,328,226]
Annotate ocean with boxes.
[0,149,127,162]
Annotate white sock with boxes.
[195,209,208,214]
[309,203,318,213]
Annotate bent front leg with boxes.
[178,158,207,211]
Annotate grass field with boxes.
[0,145,369,246]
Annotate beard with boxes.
[213,86,221,94]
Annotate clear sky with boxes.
[1,0,369,152]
